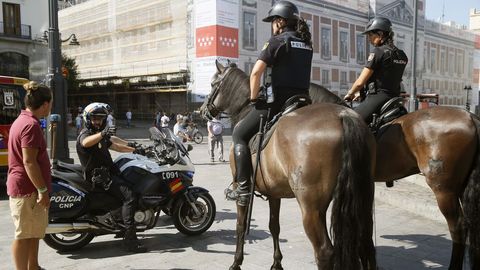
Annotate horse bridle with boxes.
[204,67,233,120]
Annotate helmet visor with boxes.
[263,15,276,22]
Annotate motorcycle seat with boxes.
[52,170,96,192]
[57,161,83,174]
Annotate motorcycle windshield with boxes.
[149,127,188,155]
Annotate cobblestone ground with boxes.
[0,123,461,269]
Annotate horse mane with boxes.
[309,83,348,107]
[217,66,252,125]
[216,65,347,125]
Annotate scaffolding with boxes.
[59,0,189,118]
[59,0,188,80]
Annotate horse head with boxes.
[200,60,250,122]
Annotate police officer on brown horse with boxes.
[225,0,313,205]
[344,17,408,123]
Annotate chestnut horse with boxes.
[308,86,480,270]
[200,61,377,270]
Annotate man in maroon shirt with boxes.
[7,82,52,270]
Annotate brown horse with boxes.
[200,61,377,270]
[308,86,480,270]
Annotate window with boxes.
[321,28,331,60]
[448,52,454,74]
[340,71,347,87]
[243,11,256,50]
[321,69,330,85]
[456,53,463,75]
[440,50,446,74]
[422,48,426,72]
[356,34,365,65]
[339,31,348,62]
[430,48,436,72]
[2,2,21,36]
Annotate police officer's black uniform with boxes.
[76,119,145,252]
[354,38,408,122]
[76,129,137,226]
[228,28,313,204]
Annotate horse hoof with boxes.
[270,265,284,270]
[229,265,241,270]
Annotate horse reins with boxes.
[204,67,233,120]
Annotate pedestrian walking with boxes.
[7,81,52,270]
[107,111,115,127]
[75,113,83,135]
[207,115,224,162]
[126,109,132,128]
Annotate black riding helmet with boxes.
[262,0,299,22]
[363,16,392,34]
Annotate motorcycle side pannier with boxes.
[49,181,87,219]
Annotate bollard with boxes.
[49,114,61,168]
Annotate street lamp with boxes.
[464,85,472,111]
[41,31,80,46]
[46,0,79,163]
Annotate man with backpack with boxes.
[207,115,224,162]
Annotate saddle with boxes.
[369,97,408,135]
[249,95,312,154]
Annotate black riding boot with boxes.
[225,144,252,206]
[123,227,147,253]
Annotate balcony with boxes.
[0,22,31,40]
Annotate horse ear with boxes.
[215,59,226,73]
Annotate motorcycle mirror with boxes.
[187,144,193,152]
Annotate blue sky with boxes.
[425,0,479,27]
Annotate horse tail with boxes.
[463,115,480,268]
[331,111,376,270]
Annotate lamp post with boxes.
[464,85,472,111]
[409,0,418,112]
[46,0,78,162]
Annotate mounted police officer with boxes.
[76,102,147,253]
[344,17,408,123]
[225,0,313,205]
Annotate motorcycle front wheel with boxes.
[173,193,215,235]
[193,131,203,144]
[44,232,95,252]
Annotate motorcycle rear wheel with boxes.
[173,193,215,235]
[44,232,95,252]
[193,131,203,144]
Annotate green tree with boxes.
[61,53,79,92]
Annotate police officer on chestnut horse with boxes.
[344,17,408,123]
[225,0,313,205]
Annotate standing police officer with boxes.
[344,17,408,123]
[225,0,313,205]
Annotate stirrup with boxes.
[225,186,250,206]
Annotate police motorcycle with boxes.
[44,127,216,252]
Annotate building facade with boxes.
[60,0,478,117]
[471,8,480,111]
[0,0,48,81]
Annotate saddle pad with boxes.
[248,121,279,155]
